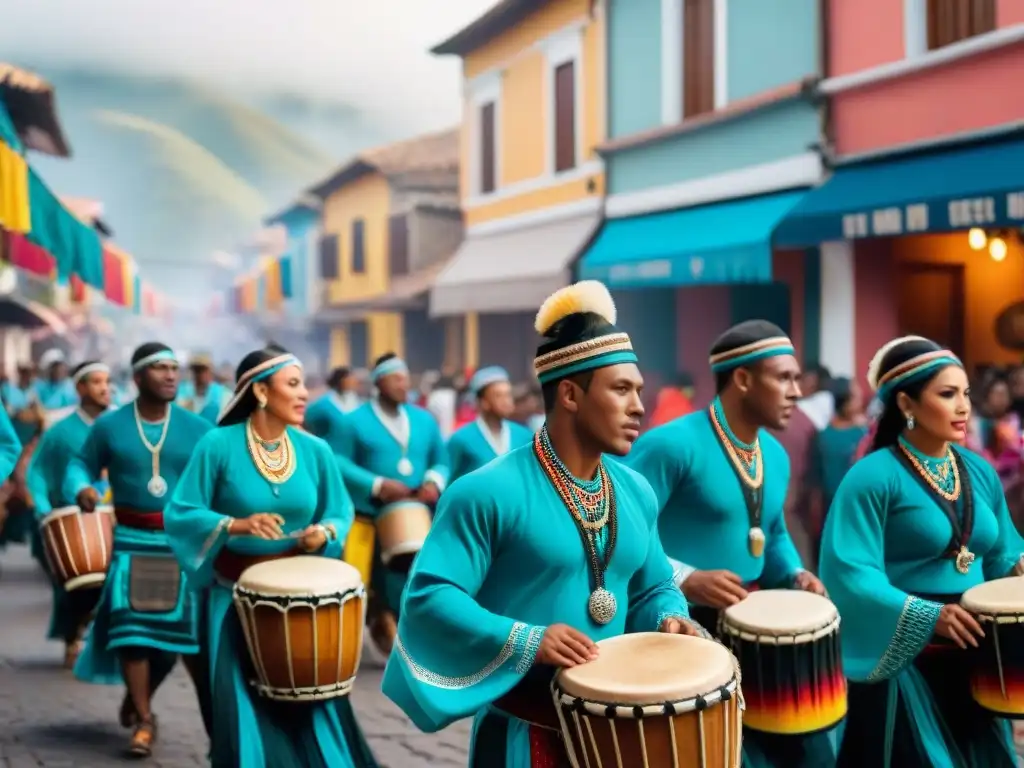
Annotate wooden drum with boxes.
[720,589,846,735]
[553,633,742,768]
[375,501,431,572]
[40,505,114,591]
[962,577,1024,717]
[233,556,366,702]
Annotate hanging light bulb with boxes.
[989,237,1008,262]
[968,228,987,250]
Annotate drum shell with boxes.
[39,505,114,591]
[720,618,846,735]
[967,614,1024,718]
[233,581,367,702]
[375,501,431,573]
[556,685,742,768]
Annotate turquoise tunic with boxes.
[447,418,534,484]
[305,393,348,440]
[0,405,21,486]
[33,378,77,410]
[382,446,691,764]
[811,424,868,505]
[163,425,378,768]
[624,411,803,587]
[26,409,111,641]
[331,400,449,614]
[178,381,228,424]
[64,403,212,683]
[820,448,1023,766]
[2,381,41,445]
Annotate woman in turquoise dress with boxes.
[164,347,379,768]
[819,335,1024,767]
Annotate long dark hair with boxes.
[218,347,292,427]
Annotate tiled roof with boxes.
[0,64,71,157]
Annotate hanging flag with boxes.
[70,273,88,304]
[102,245,126,305]
[279,255,294,299]
[0,141,31,234]
[5,231,55,277]
[132,273,142,314]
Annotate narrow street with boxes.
[0,545,470,767]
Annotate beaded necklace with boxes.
[894,436,974,574]
[534,428,618,624]
[708,397,766,557]
[246,418,296,493]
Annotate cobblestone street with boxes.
[0,545,470,767]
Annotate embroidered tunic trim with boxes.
[866,595,943,682]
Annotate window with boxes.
[351,219,366,274]
[479,102,496,194]
[318,234,338,279]
[683,0,715,119]
[554,61,576,172]
[388,214,409,275]
[927,0,995,50]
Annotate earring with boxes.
[905,413,915,430]
[256,396,267,409]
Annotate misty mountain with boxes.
[23,67,399,298]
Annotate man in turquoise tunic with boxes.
[0,402,22,489]
[383,281,704,766]
[177,352,226,424]
[330,352,448,656]
[64,342,213,757]
[26,359,112,668]
[624,319,831,768]
[447,366,534,484]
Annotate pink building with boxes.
[775,2,1024,381]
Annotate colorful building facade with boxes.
[428,0,607,381]
[575,0,824,401]
[776,2,1024,380]
[310,129,463,374]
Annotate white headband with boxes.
[73,363,109,385]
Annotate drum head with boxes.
[723,589,837,636]
[377,500,432,522]
[236,555,362,597]
[962,576,1024,615]
[556,633,734,705]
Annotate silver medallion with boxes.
[147,475,168,498]
[588,588,617,625]
[397,457,414,476]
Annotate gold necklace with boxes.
[246,419,296,486]
[709,404,764,489]
[898,442,961,502]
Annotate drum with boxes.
[233,555,366,702]
[39,505,115,591]
[553,633,742,768]
[375,500,431,572]
[962,577,1024,717]
[343,514,376,586]
[720,589,846,735]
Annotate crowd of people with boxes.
[0,282,1021,767]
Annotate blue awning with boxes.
[578,190,805,289]
[775,135,1024,247]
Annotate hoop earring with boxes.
[905,413,915,430]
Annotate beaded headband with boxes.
[876,350,962,402]
[372,357,408,383]
[217,353,303,425]
[72,362,109,385]
[132,349,177,372]
[533,333,637,385]
[709,336,795,374]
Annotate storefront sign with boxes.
[840,192,1024,240]
[995,300,1024,350]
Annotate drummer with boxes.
[820,336,1024,766]
[624,319,831,767]
[446,365,533,484]
[25,360,112,667]
[63,342,212,757]
[383,281,703,763]
[163,346,379,767]
[330,353,448,656]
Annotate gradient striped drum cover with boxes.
[962,577,1024,718]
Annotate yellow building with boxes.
[428,0,607,381]
[309,129,465,373]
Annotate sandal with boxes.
[128,716,157,758]
[119,693,139,729]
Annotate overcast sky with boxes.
[0,0,495,128]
